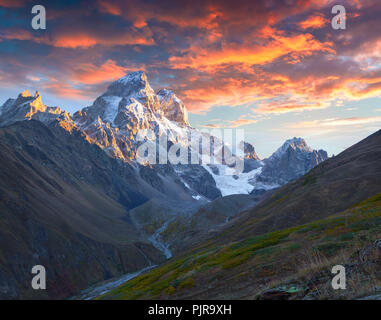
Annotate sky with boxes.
[0,0,380,158]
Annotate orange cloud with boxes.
[256,99,331,114]
[177,69,342,113]
[202,124,220,128]
[299,14,328,29]
[179,78,268,112]
[0,29,35,41]
[51,34,98,48]
[43,82,92,100]
[169,32,334,71]
[71,59,128,85]
[0,28,155,48]
[50,31,154,48]
[341,80,381,100]
[176,65,381,114]
[97,1,122,16]
[2,0,380,118]
[228,119,258,127]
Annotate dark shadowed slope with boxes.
[0,120,167,299]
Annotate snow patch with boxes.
[203,165,264,196]
[102,96,122,124]
[118,71,144,83]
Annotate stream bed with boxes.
[75,221,172,300]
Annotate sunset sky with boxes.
[0,0,380,157]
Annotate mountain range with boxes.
[0,71,330,299]
[0,71,328,199]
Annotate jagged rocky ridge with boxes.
[0,71,328,200]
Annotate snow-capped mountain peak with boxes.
[0,89,62,126]
[67,71,193,162]
[82,71,191,129]
[271,137,312,159]
[104,71,156,101]
[258,137,328,186]
[116,70,150,87]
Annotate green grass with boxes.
[178,278,195,289]
[302,175,317,186]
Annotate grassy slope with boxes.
[100,191,381,300]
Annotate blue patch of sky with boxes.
[188,97,381,158]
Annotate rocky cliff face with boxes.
[72,71,190,162]
[79,71,188,128]
[258,138,328,186]
[157,88,189,125]
[241,141,260,160]
[0,90,66,127]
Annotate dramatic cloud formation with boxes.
[0,0,380,118]
[0,27,155,48]
[169,32,334,70]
